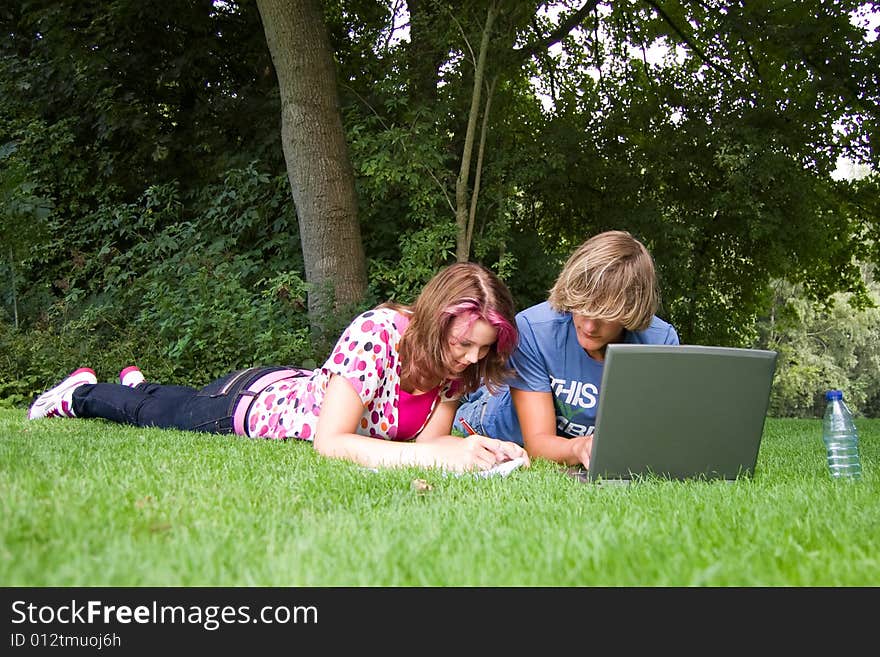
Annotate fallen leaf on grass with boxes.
[135,496,154,509]
[411,478,433,493]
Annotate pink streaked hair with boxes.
[389,262,519,395]
[442,299,517,358]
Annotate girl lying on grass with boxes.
[28,263,529,473]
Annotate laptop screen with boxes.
[585,344,777,482]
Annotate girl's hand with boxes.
[442,435,530,472]
[476,435,530,466]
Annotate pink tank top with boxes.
[394,309,441,438]
[397,388,439,439]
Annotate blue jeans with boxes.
[453,387,492,437]
[453,387,525,446]
[71,366,287,434]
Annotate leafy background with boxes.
[1,1,879,416]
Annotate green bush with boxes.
[755,276,880,418]
[2,164,319,405]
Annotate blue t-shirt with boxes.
[455,301,680,445]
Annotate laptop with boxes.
[569,344,778,483]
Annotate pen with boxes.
[458,417,477,436]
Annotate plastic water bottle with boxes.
[822,390,862,480]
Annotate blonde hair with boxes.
[388,263,517,395]
[548,230,659,331]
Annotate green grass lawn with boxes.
[1,408,877,586]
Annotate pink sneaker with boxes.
[27,368,97,420]
[119,366,145,388]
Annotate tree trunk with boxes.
[455,0,498,262]
[466,76,496,257]
[256,0,367,334]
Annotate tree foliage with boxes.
[2,0,880,413]
[756,273,880,418]
[329,0,880,343]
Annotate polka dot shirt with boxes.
[246,307,461,441]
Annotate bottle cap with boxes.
[826,390,843,401]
